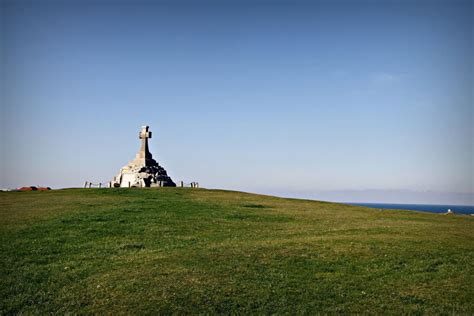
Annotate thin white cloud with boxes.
[370,72,404,85]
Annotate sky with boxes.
[1,0,473,204]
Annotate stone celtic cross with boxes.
[138,125,152,160]
[139,126,152,140]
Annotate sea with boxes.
[348,203,474,215]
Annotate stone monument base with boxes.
[111,164,176,188]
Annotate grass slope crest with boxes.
[1,188,473,314]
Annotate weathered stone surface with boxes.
[111,126,176,188]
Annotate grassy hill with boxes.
[1,188,473,314]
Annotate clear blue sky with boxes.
[1,0,472,204]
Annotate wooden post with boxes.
[99,183,102,188]
[84,181,88,188]
[89,182,92,188]
[180,181,183,187]
[128,182,131,188]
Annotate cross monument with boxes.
[110,125,176,187]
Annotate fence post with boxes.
[89,182,92,188]
[99,183,102,188]
[180,181,183,187]
[128,182,131,188]
[84,181,88,188]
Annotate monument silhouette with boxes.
[111,126,176,187]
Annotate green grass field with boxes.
[1,188,473,314]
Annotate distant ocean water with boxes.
[348,203,474,215]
